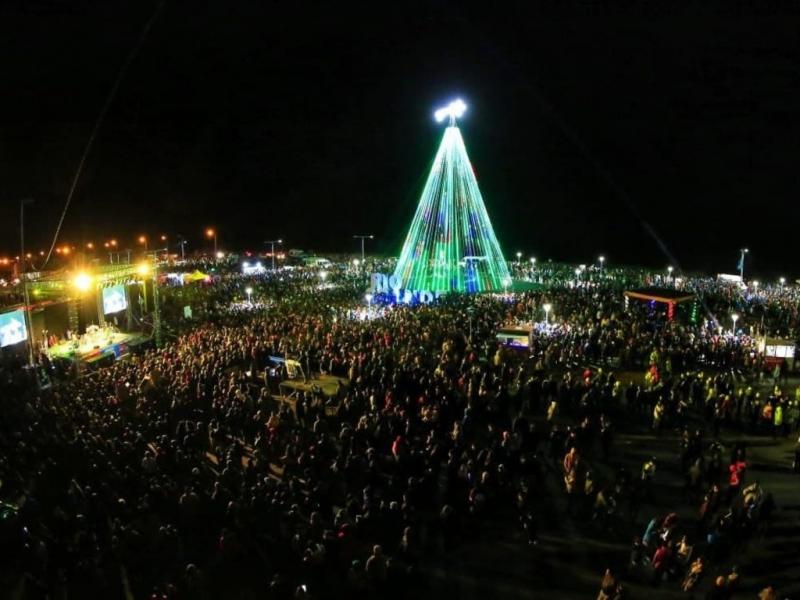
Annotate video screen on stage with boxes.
[0,309,28,348]
[102,284,127,315]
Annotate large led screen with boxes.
[0,310,28,348]
[102,284,127,315]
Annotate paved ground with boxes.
[421,375,800,599]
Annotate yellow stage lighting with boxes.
[73,273,93,291]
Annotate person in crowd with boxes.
[0,260,793,598]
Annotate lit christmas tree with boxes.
[394,100,510,293]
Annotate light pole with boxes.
[574,267,581,282]
[365,293,373,314]
[177,238,187,261]
[738,248,748,280]
[598,255,605,272]
[543,303,552,326]
[516,251,522,266]
[265,239,283,271]
[138,235,148,252]
[142,249,165,347]
[779,277,786,289]
[19,198,35,367]
[667,265,674,281]
[245,286,253,304]
[206,228,217,257]
[353,235,374,263]
[152,253,162,347]
[731,313,739,336]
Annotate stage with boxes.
[279,374,349,398]
[47,329,150,365]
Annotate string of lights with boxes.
[394,101,510,293]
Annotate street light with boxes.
[667,266,674,280]
[738,248,749,279]
[245,286,253,304]
[779,277,786,288]
[731,313,739,335]
[365,293,373,312]
[529,257,536,266]
[598,255,605,272]
[265,239,283,271]
[752,280,759,292]
[177,238,188,261]
[206,228,217,257]
[138,235,148,251]
[543,303,552,326]
[516,251,522,266]
[19,198,35,367]
[353,235,374,263]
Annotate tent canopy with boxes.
[182,270,208,282]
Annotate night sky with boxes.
[2,2,797,277]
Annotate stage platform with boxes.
[47,331,150,364]
[279,374,349,398]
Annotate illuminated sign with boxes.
[369,273,441,304]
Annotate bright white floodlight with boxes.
[434,99,467,124]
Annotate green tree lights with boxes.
[394,105,510,293]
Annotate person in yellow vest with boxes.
[774,401,785,438]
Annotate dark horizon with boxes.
[1,2,798,279]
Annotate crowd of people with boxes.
[0,261,798,599]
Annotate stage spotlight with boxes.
[73,273,93,291]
